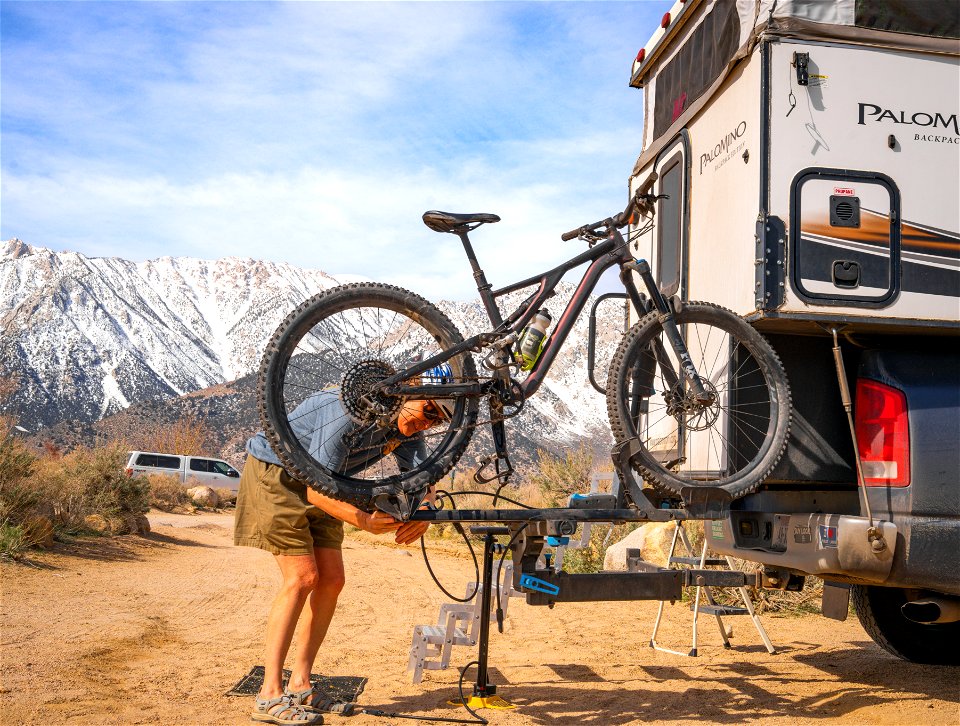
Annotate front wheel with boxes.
[606,302,791,499]
[258,282,479,511]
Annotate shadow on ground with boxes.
[371,646,959,725]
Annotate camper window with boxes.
[656,155,683,296]
[653,1,739,141]
[855,0,959,40]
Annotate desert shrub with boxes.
[0,522,28,560]
[562,521,641,574]
[528,444,594,507]
[149,474,191,512]
[39,443,150,533]
[130,413,213,456]
[215,487,237,507]
[0,421,41,559]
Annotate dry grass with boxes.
[121,413,213,457]
[214,487,237,507]
[0,422,151,558]
[148,474,192,512]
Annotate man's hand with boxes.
[395,520,430,545]
[357,510,402,535]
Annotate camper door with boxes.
[653,135,690,300]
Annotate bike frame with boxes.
[377,231,630,397]
[379,222,689,403]
[476,231,637,398]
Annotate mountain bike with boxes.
[258,173,791,518]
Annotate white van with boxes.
[125,451,242,491]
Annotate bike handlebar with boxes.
[560,171,659,241]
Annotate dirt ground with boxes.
[1,511,958,726]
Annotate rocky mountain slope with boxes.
[2,239,625,462]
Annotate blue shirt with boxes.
[246,389,426,476]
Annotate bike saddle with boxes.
[422,210,501,234]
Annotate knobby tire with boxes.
[606,302,791,499]
[258,282,479,511]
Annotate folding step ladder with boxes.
[407,561,523,684]
[650,520,776,657]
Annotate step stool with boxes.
[650,520,776,657]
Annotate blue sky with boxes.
[2,1,670,299]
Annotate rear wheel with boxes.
[258,282,479,511]
[851,585,960,665]
[606,302,791,499]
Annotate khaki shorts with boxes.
[234,455,344,555]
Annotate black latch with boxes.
[832,260,861,289]
[793,51,809,86]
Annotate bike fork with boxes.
[624,259,713,403]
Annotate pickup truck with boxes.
[709,341,960,665]
[125,451,242,491]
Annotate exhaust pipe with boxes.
[901,597,960,624]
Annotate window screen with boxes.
[855,0,959,39]
[653,1,740,140]
[656,158,684,296]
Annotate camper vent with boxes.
[830,195,861,228]
[835,202,855,220]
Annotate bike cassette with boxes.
[339,358,403,424]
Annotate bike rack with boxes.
[408,441,763,709]
[410,439,742,605]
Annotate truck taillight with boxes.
[125,467,133,477]
[855,378,910,487]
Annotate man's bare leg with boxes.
[287,547,345,694]
[260,553,320,700]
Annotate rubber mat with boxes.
[226,665,367,708]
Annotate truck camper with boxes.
[624,0,959,663]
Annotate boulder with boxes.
[134,514,151,535]
[23,516,55,549]
[186,486,219,508]
[108,515,134,535]
[84,514,111,534]
[604,521,678,571]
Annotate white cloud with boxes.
[2,1,667,299]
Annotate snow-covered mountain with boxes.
[1,239,623,453]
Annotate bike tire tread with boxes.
[606,301,791,500]
[257,282,479,510]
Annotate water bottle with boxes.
[516,309,552,371]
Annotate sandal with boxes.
[286,685,335,713]
[251,693,324,725]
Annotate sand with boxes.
[1,511,958,725]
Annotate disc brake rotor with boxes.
[665,379,721,431]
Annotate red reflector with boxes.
[855,378,910,487]
[661,12,671,28]
[635,48,646,63]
